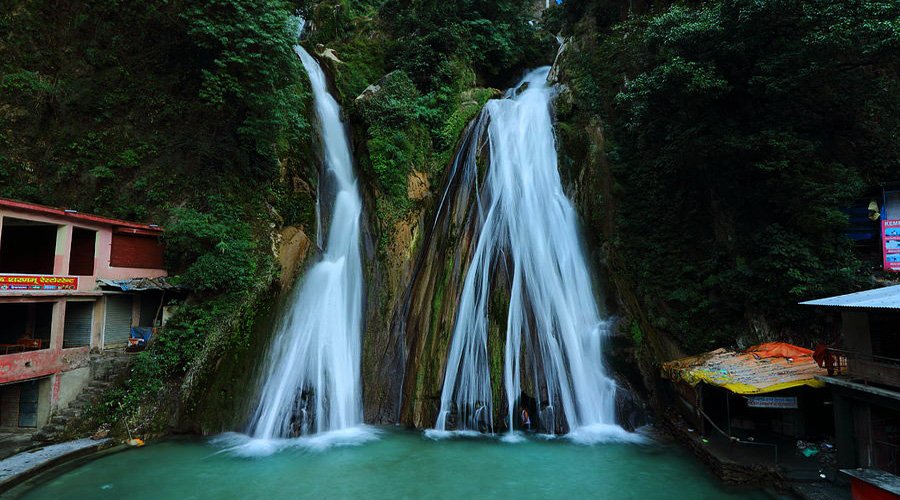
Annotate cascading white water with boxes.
[434,67,629,442]
[247,41,364,442]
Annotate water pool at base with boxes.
[13,429,769,499]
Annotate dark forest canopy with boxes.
[557,0,899,350]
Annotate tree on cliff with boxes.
[559,0,899,350]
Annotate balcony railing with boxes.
[827,348,900,388]
[875,440,900,476]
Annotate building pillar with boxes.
[92,296,107,350]
[41,375,57,421]
[49,299,66,351]
[131,293,140,328]
[853,402,873,467]
[833,393,857,471]
[91,229,100,279]
[698,384,706,436]
[832,393,857,478]
[54,224,72,275]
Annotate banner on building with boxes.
[884,219,900,272]
[746,396,798,409]
[0,275,78,291]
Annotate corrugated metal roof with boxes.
[97,277,185,292]
[799,284,900,310]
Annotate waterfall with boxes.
[434,67,630,442]
[247,41,364,441]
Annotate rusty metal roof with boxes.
[97,277,184,292]
[799,284,900,310]
[661,343,827,394]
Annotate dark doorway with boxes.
[0,379,41,428]
[0,218,58,274]
[68,228,96,276]
[0,303,53,353]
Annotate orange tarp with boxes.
[661,342,827,395]
[745,342,813,359]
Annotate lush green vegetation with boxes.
[4,0,897,433]
[303,0,551,235]
[557,0,899,351]
[1,0,314,432]
[1,0,553,433]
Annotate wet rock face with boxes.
[288,391,317,437]
[385,117,489,429]
[615,384,649,432]
[277,226,311,291]
[355,46,659,432]
[355,83,381,102]
[314,44,343,64]
[407,170,430,201]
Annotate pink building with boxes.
[0,198,168,430]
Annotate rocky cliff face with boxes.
[174,2,663,435]
[385,117,491,428]
[181,11,656,435]
[336,28,645,430]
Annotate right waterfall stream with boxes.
[433,67,632,443]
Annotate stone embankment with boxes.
[0,437,117,492]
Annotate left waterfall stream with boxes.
[218,22,374,457]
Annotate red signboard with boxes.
[883,219,900,272]
[0,275,78,291]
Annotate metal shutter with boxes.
[63,301,93,348]
[104,296,133,346]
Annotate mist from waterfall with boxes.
[434,67,630,443]
[238,36,367,453]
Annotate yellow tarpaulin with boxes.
[661,343,828,395]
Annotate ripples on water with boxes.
[13,429,770,500]
[212,426,381,457]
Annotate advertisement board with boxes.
[884,219,900,272]
[884,189,900,273]
[746,396,798,409]
[0,275,78,291]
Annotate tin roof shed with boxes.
[799,284,900,310]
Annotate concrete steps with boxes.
[32,351,135,443]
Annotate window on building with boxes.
[0,218,59,275]
[68,227,96,276]
[63,301,93,348]
[0,303,53,353]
